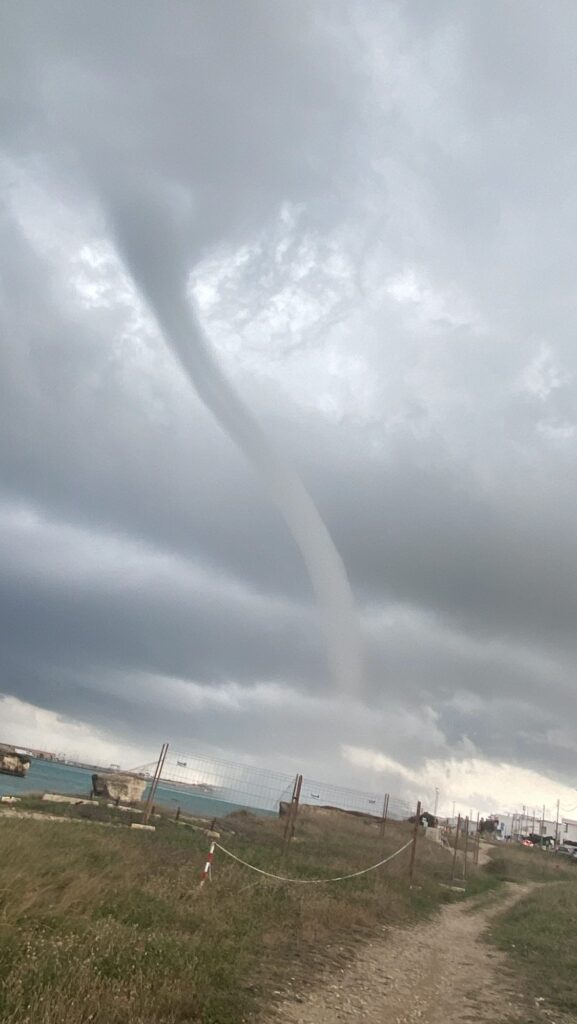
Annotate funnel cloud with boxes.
[102,184,362,695]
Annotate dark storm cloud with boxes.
[3,212,575,660]
[2,1,577,799]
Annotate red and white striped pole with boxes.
[199,841,216,888]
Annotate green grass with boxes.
[2,793,183,827]
[490,880,577,1015]
[0,807,476,1023]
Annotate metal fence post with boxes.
[408,800,421,887]
[474,812,480,865]
[450,814,462,884]
[380,793,390,837]
[463,816,469,880]
[143,742,168,824]
[283,773,303,855]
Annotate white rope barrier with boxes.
[213,838,413,885]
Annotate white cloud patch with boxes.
[0,695,150,768]
[517,343,572,401]
[343,745,577,820]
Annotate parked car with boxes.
[524,834,556,849]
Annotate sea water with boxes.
[0,758,274,819]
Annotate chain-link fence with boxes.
[132,746,414,822]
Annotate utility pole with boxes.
[434,787,439,818]
[555,799,560,846]
[452,800,456,821]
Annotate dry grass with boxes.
[0,807,482,1023]
[484,843,577,884]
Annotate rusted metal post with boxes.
[143,742,168,824]
[408,800,421,887]
[380,793,390,837]
[282,773,299,845]
[474,812,480,865]
[292,773,303,834]
[463,817,469,880]
[450,814,462,884]
[283,773,303,854]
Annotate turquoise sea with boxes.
[0,758,272,820]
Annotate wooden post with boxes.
[408,800,421,888]
[463,817,469,880]
[380,793,390,837]
[143,742,168,824]
[450,814,462,884]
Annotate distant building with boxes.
[561,818,577,844]
[13,746,59,761]
[491,813,558,841]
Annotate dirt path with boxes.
[265,884,545,1024]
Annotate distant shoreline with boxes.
[26,757,216,793]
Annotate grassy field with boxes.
[0,802,479,1024]
[490,879,577,1015]
[481,844,577,1018]
[484,842,577,884]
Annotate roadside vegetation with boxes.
[485,844,577,1018]
[4,802,573,1024]
[0,804,481,1024]
[484,843,577,884]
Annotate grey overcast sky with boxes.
[2,1,577,816]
